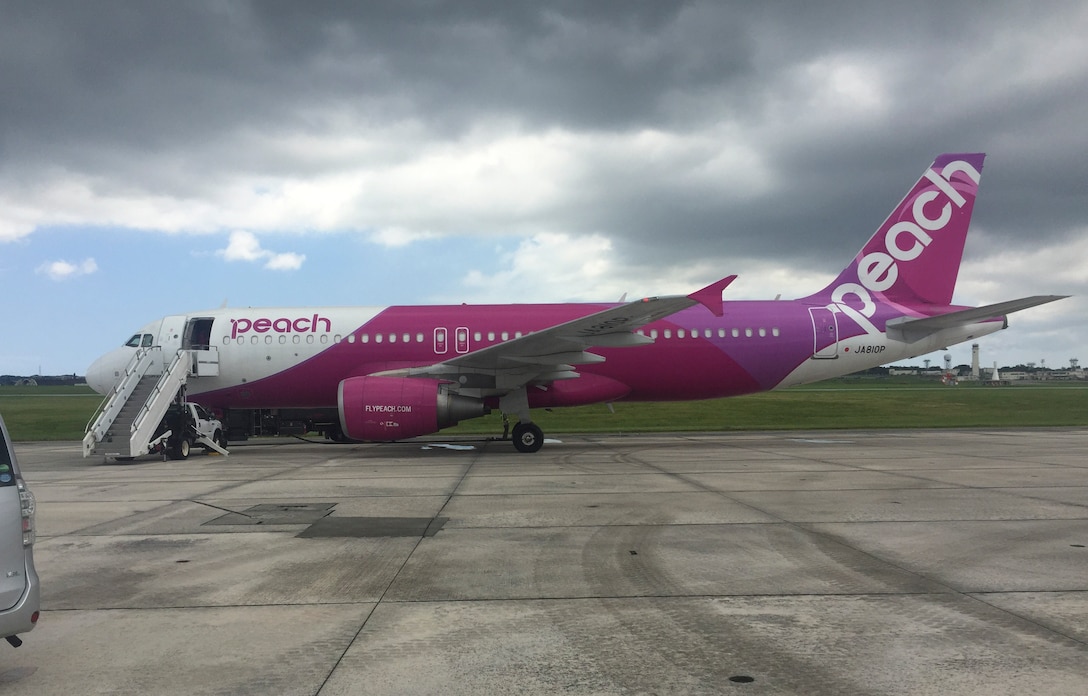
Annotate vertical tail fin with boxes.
[804,153,985,308]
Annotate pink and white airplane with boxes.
[86,153,1066,452]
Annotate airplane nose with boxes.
[86,350,127,395]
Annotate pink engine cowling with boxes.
[337,376,489,441]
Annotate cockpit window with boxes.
[124,333,155,348]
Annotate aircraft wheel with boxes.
[511,422,544,453]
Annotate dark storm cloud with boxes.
[1,1,1086,274]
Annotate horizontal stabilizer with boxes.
[886,295,1069,343]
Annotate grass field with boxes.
[2,381,1085,442]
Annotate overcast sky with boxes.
[1,1,1085,376]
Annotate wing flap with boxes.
[503,351,607,366]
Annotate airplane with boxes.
[85,152,1067,454]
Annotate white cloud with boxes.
[456,231,739,304]
[368,226,441,248]
[218,230,265,262]
[264,251,306,271]
[36,257,98,281]
[216,231,305,271]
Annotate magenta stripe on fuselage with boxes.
[190,300,839,410]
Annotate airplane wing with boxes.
[886,295,1069,343]
[374,276,737,395]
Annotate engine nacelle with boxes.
[338,376,489,442]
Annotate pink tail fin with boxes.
[805,153,985,307]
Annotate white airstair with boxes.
[83,348,226,459]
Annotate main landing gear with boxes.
[501,413,545,453]
[511,422,544,453]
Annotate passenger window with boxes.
[759,328,767,337]
[732,328,739,338]
[678,329,685,338]
[745,328,753,337]
[772,328,780,337]
[664,329,672,339]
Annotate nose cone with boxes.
[86,349,131,395]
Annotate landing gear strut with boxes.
[500,388,544,453]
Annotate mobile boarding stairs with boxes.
[83,347,229,460]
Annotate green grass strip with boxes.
[3,382,1085,442]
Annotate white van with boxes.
[0,414,39,647]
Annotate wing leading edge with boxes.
[375,276,737,395]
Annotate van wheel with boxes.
[215,430,227,450]
[172,437,191,460]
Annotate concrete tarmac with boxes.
[3,429,1087,695]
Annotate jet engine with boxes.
[337,376,489,442]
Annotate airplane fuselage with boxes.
[88,299,1001,413]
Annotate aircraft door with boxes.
[455,327,470,354]
[184,318,219,376]
[808,307,839,359]
[154,315,188,373]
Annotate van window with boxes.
[0,428,13,486]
